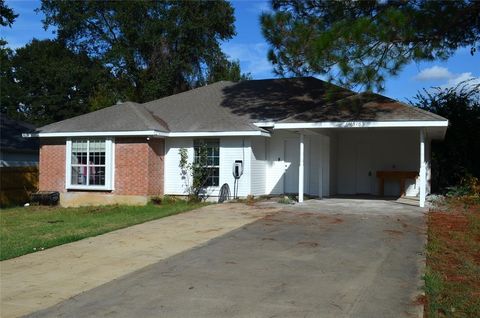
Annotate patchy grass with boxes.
[0,201,207,261]
[425,196,480,317]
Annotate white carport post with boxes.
[419,129,426,207]
[299,132,305,203]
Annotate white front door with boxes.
[284,138,299,193]
[355,143,372,194]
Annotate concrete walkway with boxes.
[0,203,279,318]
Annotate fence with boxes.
[0,166,38,207]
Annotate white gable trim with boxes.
[24,130,270,138]
[168,131,271,137]
[268,120,448,129]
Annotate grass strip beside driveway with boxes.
[0,201,207,261]
[424,197,480,317]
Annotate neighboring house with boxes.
[1,116,38,167]
[0,115,39,206]
[25,77,448,207]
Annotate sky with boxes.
[2,0,479,102]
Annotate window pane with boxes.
[71,166,87,185]
[194,139,220,186]
[72,140,88,165]
[89,166,105,185]
[89,140,106,165]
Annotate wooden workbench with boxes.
[376,171,419,197]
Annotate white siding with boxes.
[251,137,267,195]
[164,137,252,197]
[265,130,298,194]
[164,138,194,195]
[335,129,421,196]
[264,131,329,197]
[219,137,251,197]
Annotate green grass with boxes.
[425,196,480,317]
[0,201,207,261]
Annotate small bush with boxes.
[246,195,256,205]
[150,196,163,205]
[150,195,183,205]
[278,196,295,204]
[446,175,480,197]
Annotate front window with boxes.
[194,139,220,187]
[67,139,113,189]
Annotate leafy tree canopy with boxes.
[261,0,480,91]
[1,39,113,126]
[40,0,243,102]
[411,81,480,192]
[0,0,17,27]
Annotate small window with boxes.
[194,139,220,187]
[67,139,113,190]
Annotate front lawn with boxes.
[0,200,207,261]
[424,196,480,317]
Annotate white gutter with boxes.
[257,120,448,129]
[23,130,271,138]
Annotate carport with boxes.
[272,121,448,207]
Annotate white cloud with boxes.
[441,72,480,90]
[246,1,271,14]
[222,42,273,78]
[415,66,453,81]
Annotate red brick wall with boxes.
[147,138,164,196]
[39,139,66,192]
[39,137,165,197]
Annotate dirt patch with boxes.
[425,197,480,317]
[297,241,319,247]
[263,214,283,222]
[383,229,404,236]
[329,217,344,224]
[261,237,276,241]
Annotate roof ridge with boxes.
[126,102,169,132]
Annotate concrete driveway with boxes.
[27,198,426,318]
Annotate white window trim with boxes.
[194,139,220,188]
[66,138,115,191]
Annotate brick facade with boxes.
[39,139,66,191]
[114,137,164,196]
[39,137,164,198]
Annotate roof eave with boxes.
[267,120,449,130]
[23,130,271,138]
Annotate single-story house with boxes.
[1,116,39,167]
[1,116,39,206]
[25,77,448,207]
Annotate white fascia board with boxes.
[24,130,168,138]
[24,130,271,138]
[273,120,449,129]
[253,122,275,128]
[167,131,271,137]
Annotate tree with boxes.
[40,0,242,102]
[0,0,17,27]
[411,81,480,193]
[1,39,112,125]
[207,59,252,83]
[261,0,480,91]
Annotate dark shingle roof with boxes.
[38,102,169,133]
[1,116,39,151]
[37,77,447,133]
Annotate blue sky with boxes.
[2,0,479,102]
